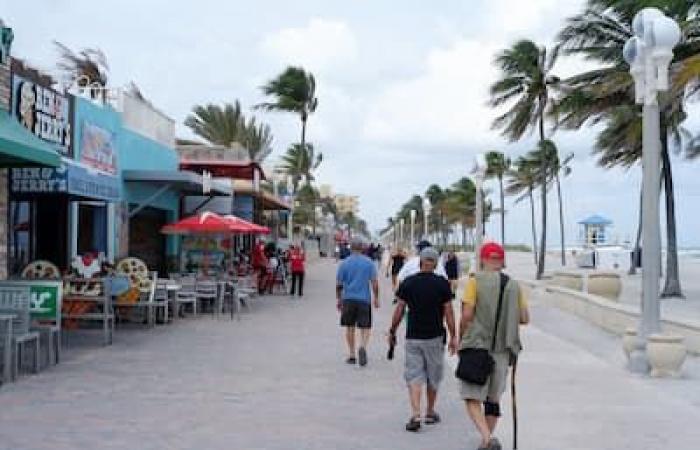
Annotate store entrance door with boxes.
[129,207,167,276]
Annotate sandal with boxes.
[424,412,441,424]
[488,437,502,450]
[345,357,357,365]
[405,416,421,432]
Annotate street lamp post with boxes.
[623,8,681,374]
[473,153,487,269]
[410,209,417,250]
[399,218,405,249]
[423,197,431,240]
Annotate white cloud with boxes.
[362,39,500,148]
[260,18,358,74]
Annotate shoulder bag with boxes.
[455,273,509,385]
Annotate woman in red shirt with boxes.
[289,245,306,297]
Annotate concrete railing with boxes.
[523,280,700,355]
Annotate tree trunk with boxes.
[660,130,684,298]
[529,188,538,265]
[556,173,566,266]
[300,115,307,148]
[499,175,505,248]
[537,107,547,280]
[629,187,643,275]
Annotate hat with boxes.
[480,242,505,261]
[419,247,439,262]
[416,240,432,251]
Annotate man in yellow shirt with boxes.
[459,242,529,450]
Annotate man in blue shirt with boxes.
[336,237,380,366]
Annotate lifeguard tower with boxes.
[578,214,613,247]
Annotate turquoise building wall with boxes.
[118,128,180,257]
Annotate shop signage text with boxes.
[11,73,73,156]
[81,121,117,174]
[10,162,121,202]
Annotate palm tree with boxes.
[485,151,511,248]
[506,157,540,264]
[528,140,573,266]
[489,39,560,279]
[256,66,319,149]
[445,178,478,248]
[241,117,274,162]
[54,41,108,98]
[556,0,700,297]
[280,143,322,193]
[425,184,448,244]
[185,102,274,163]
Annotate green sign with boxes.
[30,284,61,320]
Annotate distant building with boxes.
[334,194,359,215]
[318,184,333,199]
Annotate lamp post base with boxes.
[627,336,650,374]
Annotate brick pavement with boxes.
[0,259,698,449]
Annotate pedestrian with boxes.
[396,240,448,283]
[444,251,460,293]
[336,237,379,367]
[388,247,458,432]
[458,242,529,450]
[289,244,306,297]
[387,247,407,291]
[251,240,268,294]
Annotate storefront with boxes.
[6,82,120,275]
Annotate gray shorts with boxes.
[459,351,510,402]
[404,337,445,389]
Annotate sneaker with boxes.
[424,412,441,424]
[358,347,368,366]
[488,437,502,450]
[345,356,357,365]
[405,417,421,432]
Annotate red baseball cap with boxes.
[480,242,505,261]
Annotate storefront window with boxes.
[8,197,69,274]
[76,202,108,257]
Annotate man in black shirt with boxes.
[388,247,457,432]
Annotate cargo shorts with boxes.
[404,336,445,390]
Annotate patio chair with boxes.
[153,279,170,323]
[0,287,40,380]
[195,280,219,314]
[175,276,198,316]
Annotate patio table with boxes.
[0,313,16,383]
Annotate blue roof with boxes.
[578,214,613,226]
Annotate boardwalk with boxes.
[1,259,698,450]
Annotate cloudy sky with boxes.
[3,0,700,247]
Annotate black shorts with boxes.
[340,300,372,329]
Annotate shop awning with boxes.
[179,160,265,181]
[123,170,232,218]
[123,170,232,196]
[231,179,291,211]
[0,113,61,168]
[10,159,121,201]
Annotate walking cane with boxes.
[511,357,518,450]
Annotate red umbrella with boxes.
[161,212,235,235]
[222,215,270,235]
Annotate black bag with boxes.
[456,273,510,385]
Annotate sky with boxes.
[3,0,700,247]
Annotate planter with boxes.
[622,328,637,359]
[647,334,687,377]
[587,272,622,301]
[552,272,584,291]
